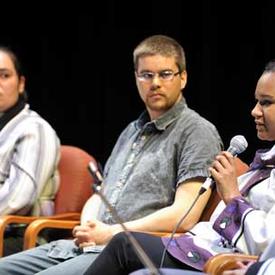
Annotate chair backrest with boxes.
[200,157,249,221]
[54,145,96,214]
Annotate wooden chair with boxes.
[21,157,249,251]
[0,145,96,256]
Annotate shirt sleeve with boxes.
[0,119,60,215]
[213,195,275,255]
[177,121,222,185]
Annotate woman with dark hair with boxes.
[0,46,60,255]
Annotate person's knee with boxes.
[0,255,19,274]
[0,254,15,264]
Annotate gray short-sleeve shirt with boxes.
[97,97,223,224]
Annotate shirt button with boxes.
[116,181,123,188]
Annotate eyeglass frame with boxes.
[136,69,181,83]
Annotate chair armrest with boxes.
[24,219,80,250]
[0,212,81,256]
[0,215,39,257]
[203,253,258,274]
[24,225,181,252]
[24,222,180,252]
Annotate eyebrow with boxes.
[138,69,174,73]
[255,93,275,100]
[0,68,11,72]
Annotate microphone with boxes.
[199,135,248,195]
[88,161,104,183]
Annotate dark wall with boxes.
[2,1,275,166]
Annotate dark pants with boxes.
[84,232,197,275]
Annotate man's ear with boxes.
[180,70,187,90]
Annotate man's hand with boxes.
[72,219,122,247]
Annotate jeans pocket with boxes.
[47,239,81,259]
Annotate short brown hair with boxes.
[133,35,186,72]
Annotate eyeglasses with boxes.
[136,70,181,83]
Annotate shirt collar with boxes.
[250,144,275,170]
[0,95,27,132]
[136,97,187,131]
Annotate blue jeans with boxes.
[0,240,101,275]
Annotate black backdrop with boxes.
[2,1,275,166]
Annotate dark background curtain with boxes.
[2,0,275,166]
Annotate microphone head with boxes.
[228,135,248,156]
[88,161,97,173]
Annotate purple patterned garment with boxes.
[162,234,213,270]
[162,147,275,271]
[213,197,253,244]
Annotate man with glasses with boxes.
[0,35,222,275]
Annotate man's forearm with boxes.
[111,181,211,234]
